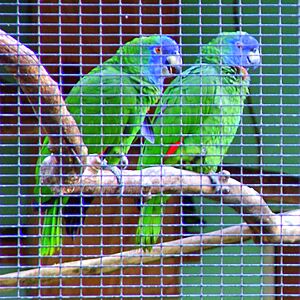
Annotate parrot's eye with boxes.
[235,42,244,49]
[251,48,258,52]
[154,47,162,54]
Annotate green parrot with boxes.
[35,35,182,256]
[136,31,260,250]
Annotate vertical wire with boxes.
[36,2,42,297]
[179,0,185,292]
[158,1,162,297]
[57,1,63,297]
[98,2,104,297]
[218,1,224,299]
[78,0,83,296]
[178,0,184,298]
[16,1,21,298]
[199,2,204,296]
[119,2,124,296]
[138,1,143,294]
[278,1,284,297]
[258,0,265,296]
[160,1,166,298]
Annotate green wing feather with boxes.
[136,198,163,250]
[65,64,159,162]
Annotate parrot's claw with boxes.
[109,165,125,196]
[99,157,109,169]
[208,170,230,194]
[99,156,125,196]
[119,153,129,170]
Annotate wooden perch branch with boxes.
[0,29,87,178]
[1,208,300,291]
[43,160,290,243]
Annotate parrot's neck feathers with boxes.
[105,37,166,90]
[200,42,233,67]
[106,49,163,89]
[199,45,249,81]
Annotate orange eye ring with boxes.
[154,47,161,54]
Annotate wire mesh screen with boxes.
[0,0,299,299]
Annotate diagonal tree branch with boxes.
[0,28,88,180]
[1,208,300,291]
[0,225,252,291]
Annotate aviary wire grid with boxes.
[0,0,299,299]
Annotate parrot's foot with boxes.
[119,153,129,170]
[208,170,230,194]
[108,165,124,193]
[99,154,129,196]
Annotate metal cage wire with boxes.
[0,0,299,299]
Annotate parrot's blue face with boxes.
[223,32,261,69]
[147,36,182,88]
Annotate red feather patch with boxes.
[166,137,184,156]
[240,66,248,80]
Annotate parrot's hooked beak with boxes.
[247,48,261,68]
[165,54,182,75]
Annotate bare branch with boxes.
[0,224,253,291]
[49,160,279,240]
[0,28,88,178]
[228,166,300,205]
[40,158,290,243]
[1,208,300,291]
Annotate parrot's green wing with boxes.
[66,65,160,162]
[137,65,250,250]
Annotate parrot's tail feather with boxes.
[136,197,164,251]
[40,200,62,256]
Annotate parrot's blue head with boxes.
[119,35,182,90]
[146,35,182,89]
[222,32,260,69]
[202,31,260,77]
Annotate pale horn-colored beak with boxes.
[166,54,182,74]
[248,48,261,66]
